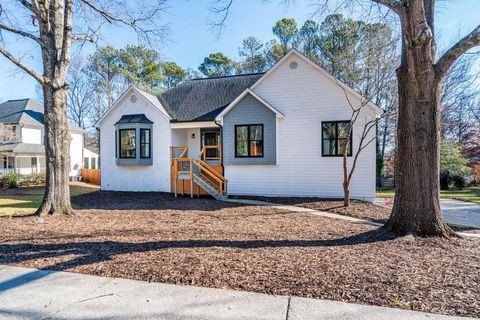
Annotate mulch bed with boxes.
[1,191,479,317]
[231,195,391,223]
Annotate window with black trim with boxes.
[140,128,151,158]
[119,129,136,158]
[322,121,352,156]
[235,124,263,157]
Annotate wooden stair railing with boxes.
[199,145,222,162]
[171,145,228,199]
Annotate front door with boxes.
[201,129,220,159]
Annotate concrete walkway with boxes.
[0,265,475,320]
[226,198,480,238]
[375,198,480,229]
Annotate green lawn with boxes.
[0,183,99,216]
[376,187,480,204]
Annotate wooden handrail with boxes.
[170,146,189,161]
[198,159,228,182]
[199,145,222,162]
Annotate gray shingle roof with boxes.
[0,99,44,126]
[0,143,45,154]
[0,98,83,132]
[158,73,264,122]
[116,114,153,124]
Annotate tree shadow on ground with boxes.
[0,228,397,292]
[71,191,245,212]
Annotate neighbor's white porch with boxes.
[0,154,46,175]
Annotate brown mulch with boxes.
[231,195,391,223]
[233,196,480,234]
[0,191,479,317]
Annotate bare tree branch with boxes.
[436,24,480,77]
[0,23,41,45]
[0,46,46,84]
[370,0,400,14]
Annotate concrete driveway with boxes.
[375,198,480,228]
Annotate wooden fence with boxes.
[81,168,101,186]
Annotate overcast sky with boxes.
[0,0,478,101]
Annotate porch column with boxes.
[13,156,17,173]
[36,156,40,173]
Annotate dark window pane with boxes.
[323,139,336,155]
[322,123,336,139]
[236,126,248,157]
[338,122,350,139]
[120,129,136,158]
[250,140,263,156]
[250,125,262,140]
[338,138,350,156]
[140,129,151,158]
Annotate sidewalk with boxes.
[0,265,474,320]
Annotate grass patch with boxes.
[0,183,99,216]
[376,187,480,204]
[0,195,42,216]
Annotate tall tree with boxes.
[319,14,364,86]
[198,52,237,77]
[160,61,187,89]
[0,1,166,215]
[238,36,267,73]
[363,0,480,236]
[117,45,164,93]
[298,20,321,62]
[272,18,299,54]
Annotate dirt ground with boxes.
[0,191,479,317]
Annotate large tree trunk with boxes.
[384,1,452,236]
[37,85,74,215]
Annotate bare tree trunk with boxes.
[343,150,350,207]
[37,84,73,215]
[384,2,452,236]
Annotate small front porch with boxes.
[0,154,46,176]
[170,122,227,199]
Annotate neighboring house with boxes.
[97,50,382,201]
[84,148,99,170]
[0,98,97,177]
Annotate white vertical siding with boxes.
[69,132,83,176]
[99,90,171,192]
[224,54,377,201]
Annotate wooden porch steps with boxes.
[171,145,228,200]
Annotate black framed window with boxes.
[322,121,352,156]
[119,129,136,158]
[140,128,151,158]
[235,124,263,157]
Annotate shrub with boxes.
[21,173,46,186]
[452,175,466,190]
[1,173,23,188]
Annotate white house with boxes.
[0,98,98,177]
[97,50,382,201]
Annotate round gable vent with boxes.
[130,94,138,103]
[289,61,298,69]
